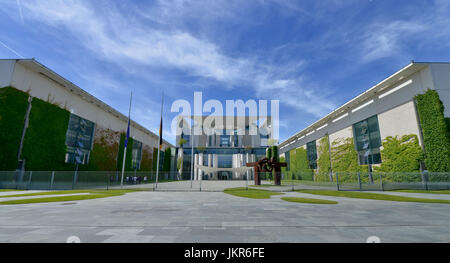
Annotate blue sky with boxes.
[1,0,450,145]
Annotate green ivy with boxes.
[415,89,450,172]
[331,138,366,173]
[116,133,134,171]
[21,96,71,171]
[0,87,29,170]
[375,135,424,173]
[140,147,153,171]
[152,147,159,171]
[316,135,331,182]
[288,147,313,180]
[87,129,120,171]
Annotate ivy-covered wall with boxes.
[0,87,29,170]
[116,133,134,171]
[163,148,172,172]
[140,145,153,171]
[415,89,450,172]
[87,127,120,171]
[316,135,331,182]
[375,135,423,173]
[330,138,366,173]
[288,147,313,179]
[21,95,71,171]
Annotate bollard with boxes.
[50,171,55,190]
[379,173,384,191]
[336,172,340,191]
[357,172,362,190]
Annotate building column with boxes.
[213,154,218,180]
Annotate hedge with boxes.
[415,89,450,172]
[21,96,71,171]
[140,146,153,171]
[0,87,29,170]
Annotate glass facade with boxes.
[353,115,382,165]
[220,130,230,147]
[306,140,318,169]
[65,114,95,165]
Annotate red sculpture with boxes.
[246,157,287,186]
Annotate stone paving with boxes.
[0,189,449,243]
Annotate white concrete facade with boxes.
[280,62,450,158]
[0,59,173,152]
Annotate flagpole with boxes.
[155,92,164,189]
[120,91,133,189]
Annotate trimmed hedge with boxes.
[415,90,450,172]
[0,87,29,170]
[21,96,71,171]
[140,146,153,171]
[163,148,172,172]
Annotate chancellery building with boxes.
[279,61,450,174]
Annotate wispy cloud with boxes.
[15,0,335,118]
[0,39,23,58]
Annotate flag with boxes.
[159,115,163,149]
[125,118,131,147]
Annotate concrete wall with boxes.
[429,63,450,117]
[378,100,422,145]
[5,61,169,151]
[0,60,15,88]
[281,65,437,154]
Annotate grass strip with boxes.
[296,190,450,204]
[281,197,338,204]
[224,187,283,199]
[0,189,140,205]
[393,190,450,195]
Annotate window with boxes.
[220,129,230,147]
[233,130,239,147]
[181,132,190,147]
[353,115,382,165]
[306,141,317,169]
[260,134,269,147]
[65,114,95,165]
[218,154,232,168]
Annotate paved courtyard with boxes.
[0,189,449,243]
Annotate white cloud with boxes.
[12,0,335,118]
[361,21,426,62]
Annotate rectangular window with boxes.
[220,130,230,147]
[353,115,382,165]
[65,114,95,165]
[260,134,269,147]
[306,141,317,169]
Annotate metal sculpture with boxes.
[246,157,287,186]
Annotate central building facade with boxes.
[175,116,273,180]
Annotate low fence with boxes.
[0,170,449,192]
[276,171,450,191]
